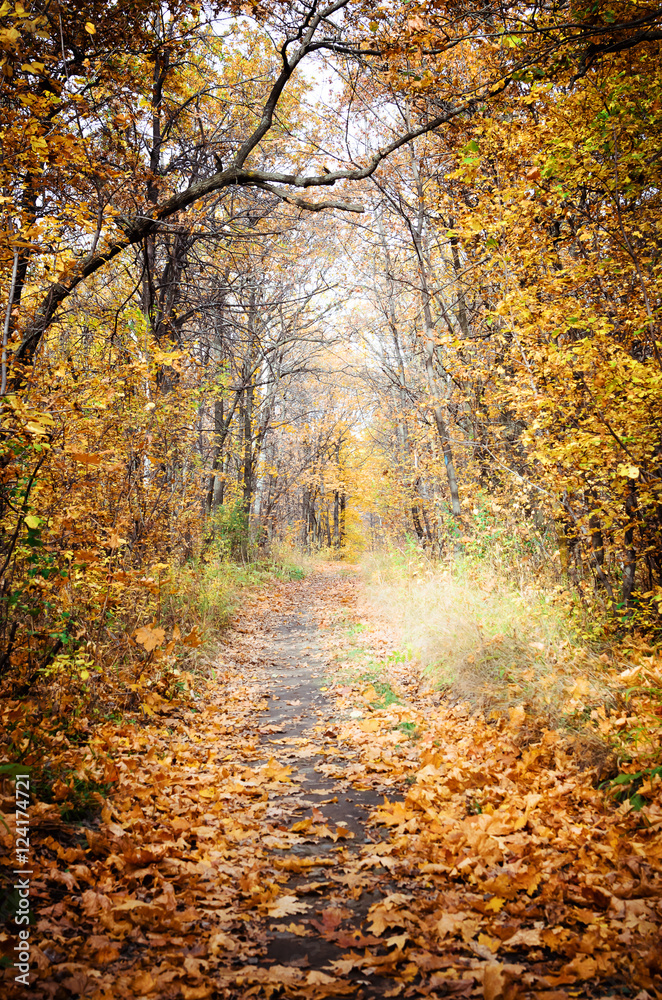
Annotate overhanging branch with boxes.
[255,183,364,213]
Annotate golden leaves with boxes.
[4,555,661,1000]
[373,799,410,827]
[358,717,380,733]
[1,25,20,44]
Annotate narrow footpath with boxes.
[11,568,662,1000]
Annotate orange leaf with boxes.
[135,626,165,651]
[483,962,506,1000]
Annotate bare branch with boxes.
[254,182,364,213]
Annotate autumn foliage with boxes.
[1,0,662,996]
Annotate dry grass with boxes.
[361,544,616,729]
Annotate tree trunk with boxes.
[407,141,463,522]
[623,487,638,608]
[333,492,340,547]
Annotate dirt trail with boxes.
[192,567,661,999]
[252,590,390,979]
[6,567,661,1000]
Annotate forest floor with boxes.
[2,565,662,999]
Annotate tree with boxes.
[2,0,486,391]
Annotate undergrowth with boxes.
[362,540,662,783]
[362,542,609,717]
[0,544,314,826]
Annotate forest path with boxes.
[194,566,660,999]
[243,569,400,988]
[15,567,661,1000]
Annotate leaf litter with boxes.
[1,566,661,998]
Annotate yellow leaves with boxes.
[197,785,217,800]
[47,650,96,682]
[112,897,165,927]
[273,855,335,872]
[52,777,71,801]
[181,986,212,1000]
[504,927,542,947]
[80,890,112,918]
[87,938,121,965]
[1,25,20,44]
[274,921,310,937]
[140,690,166,716]
[466,215,484,233]
[84,22,96,35]
[436,911,474,939]
[507,704,526,728]
[358,717,380,733]
[260,758,294,782]
[6,564,662,1000]
[617,463,639,478]
[558,954,600,981]
[568,675,591,699]
[373,799,410,827]
[477,932,501,953]
[306,970,336,985]
[366,893,414,936]
[5,400,57,441]
[406,14,429,33]
[152,347,183,370]
[290,816,312,832]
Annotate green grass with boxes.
[167,547,315,640]
[397,720,419,738]
[369,679,401,709]
[344,646,368,660]
[600,764,662,812]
